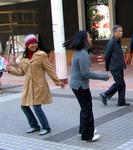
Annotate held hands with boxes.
[61,82,65,88]
[6,65,12,73]
[60,79,68,88]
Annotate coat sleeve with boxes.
[130,35,133,51]
[79,52,109,81]
[42,53,62,86]
[8,60,25,76]
[105,41,113,71]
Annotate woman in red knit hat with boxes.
[7,34,64,135]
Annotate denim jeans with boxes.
[21,105,51,130]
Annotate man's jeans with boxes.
[21,105,51,130]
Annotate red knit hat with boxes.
[25,34,38,47]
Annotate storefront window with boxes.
[95,5,110,39]
[85,0,110,40]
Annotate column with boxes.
[109,0,116,36]
[50,0,68,84]
[77,0,86,30]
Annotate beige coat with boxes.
[9,50,62,106]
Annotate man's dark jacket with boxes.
[105,36,126,71]
[130,35,133,50]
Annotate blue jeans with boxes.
[21,105,51,130]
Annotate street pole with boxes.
[50,0,68,84]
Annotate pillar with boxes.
[109,0,116,36]
[50,0,68,84]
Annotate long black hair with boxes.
[23,47,29,58]
[63,30,89,51]
[23,47,39,58]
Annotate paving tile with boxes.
[0,133,93,150]
[114,139,133,150]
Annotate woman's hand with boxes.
[6,65,12,73]
[60,79,68,88]
[61,82,65,88]
[60,80,65,88]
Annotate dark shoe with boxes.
[39,129,51,135]
[100,93,107,105]
[117,103,130,106]
[26,127,40,133]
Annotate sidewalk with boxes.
[0,64,133,150]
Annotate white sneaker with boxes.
[39,129,51,135]
[89,134,100,142]
[26,127,40,133]
[94,129,97,134]
[81,134,100,142]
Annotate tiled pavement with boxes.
[114,139,133,150]
[0,133,93,150]
[0,64,133,150]
[0,87,133,149]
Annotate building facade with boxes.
[0,0,133,53]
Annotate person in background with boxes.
[100,25,130,106]
[130,34,133,51]
[63,30,109,142]
[129,35,133,63]
[0,53,6,94]
[6,34,64,135]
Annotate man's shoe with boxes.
[100,93,107,105]
[117,103,130,106]
[82,134,100,142]
[39,129,51,135]
[26,127,40,133]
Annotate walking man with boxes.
[100,25,130,106]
